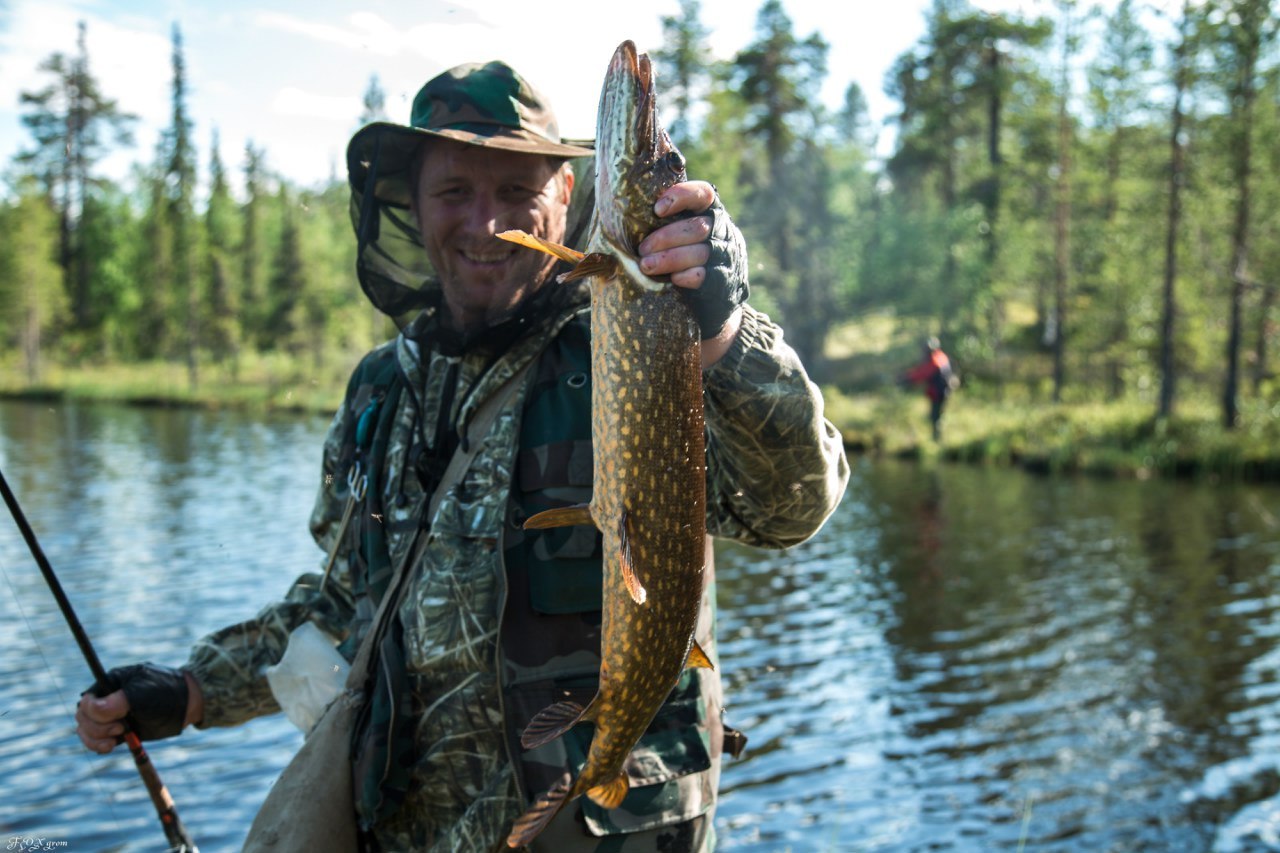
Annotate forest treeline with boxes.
[2,0,1278,430]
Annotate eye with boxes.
[666,151,686,172]
[502,185,540,201]
[433,185,468,200]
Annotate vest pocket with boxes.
[516,437,601,615]
[527,550,601,615]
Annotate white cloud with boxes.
[272,86,362,122]
[252,10,400,56]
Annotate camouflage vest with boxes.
[337,309,725,844]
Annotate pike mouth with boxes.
[603,41,655,159]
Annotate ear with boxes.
[558,162,575,205]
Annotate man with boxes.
[76,60,848,851]
[901,336,955,442]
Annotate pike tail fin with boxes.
[521,698,597,750]
[586,770,630,809]
[506,772,572,849]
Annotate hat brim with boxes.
[347,121,594,209]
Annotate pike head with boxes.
[595,41,688,259]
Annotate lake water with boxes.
[2,399,1279,852]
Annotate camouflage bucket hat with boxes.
[346,61,596,326]
[347,60,594,208]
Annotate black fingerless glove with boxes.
[89,662,189,741]
[686,195,749,340]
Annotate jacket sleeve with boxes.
[182,405,359,729]
[702,305,849,549]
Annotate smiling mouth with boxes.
[460,246,514,264]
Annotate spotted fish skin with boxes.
[581,253,706,775]
[503,40,709,848]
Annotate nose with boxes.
[461,192,503,236]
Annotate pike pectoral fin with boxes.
[685,640,715,670]
[496,230,585,264]
[561,252,619,282]
[521,698,597,750]
[524,503,597,530]
[585,770,630,810]
[619,512,647,605]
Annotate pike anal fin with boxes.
[685,640,715,670]
[524,503,596,530]
[521,699,595,750]
[619,511,646,605]
[586,770,630,810]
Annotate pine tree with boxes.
[653,0,712,149]
[265,185,305,354]
[731,0,830,371]
[1214,0,1276,427]
[1159,1,1197,419]
[17,20,135,340]
[1050,0,1081,403]
[360,73,388,125]
[206,129,240,373]
[241,141,267,348]
[165,23,199,389]
[0,181,65,382]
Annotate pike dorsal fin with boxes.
[521,698,596,750]
[685,640,715,670]
[618,511,647,605]
[496,229,584,264]
[585,770,630,810]
[524,503,596,531]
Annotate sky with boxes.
[0,0,1059,192]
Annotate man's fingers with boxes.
[80,688,130,722]
[640,243,711,282]
[76,690,130,753]
[639,215,712,257]
[670,267,708,290]
[654,181,716,218]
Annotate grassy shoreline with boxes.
[0,354,355,415]
[4,359,1278,483]
[825,386,1280,483]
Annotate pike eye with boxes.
[666,151,685,172]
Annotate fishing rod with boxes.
[0,466,198,853]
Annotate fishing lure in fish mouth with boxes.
[0,466,200,853]
[500,40,713,849]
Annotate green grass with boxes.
[825,385,1280,481]
[7,324,1279,483]
[0,350,361,414]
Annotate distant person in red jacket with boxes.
[901,337,956,441]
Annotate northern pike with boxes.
[498,40,712,848]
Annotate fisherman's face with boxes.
[412,139,574,333]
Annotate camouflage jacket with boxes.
[185,290,848,852]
